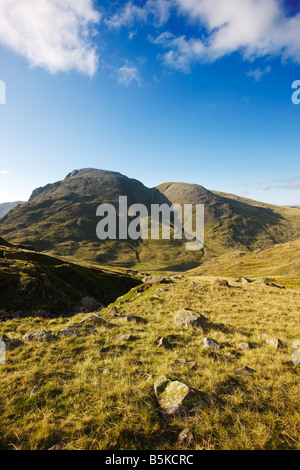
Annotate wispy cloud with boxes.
[117,66,141,86]
[106,0,171,29]
[246,65,271,81]
[150,32,205,72]
[257,176,300,191]
[0,0,101,76]
[273,176,300,190]
[0,170,10,175]
[277,181,300,190]
[257,183,271,191]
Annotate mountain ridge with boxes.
[0,168,299,270]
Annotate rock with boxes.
[178,428,194,447]
[57,324,82,338]
[107,307,120,317]
[174,309,208,330]
[241,277,253,284]
[122,315,146,324]
[266,337,284,349]
[79,314,106,327]
[234,366,256,376]
[0,334,23,350]
[23,330,54,343]
[74,296,104,313]
[48,442,67,451]
[30,382,43,397]
[154,375,205,416]
[98,346,112,353]
[238,342,253,350]
[158,337,171,349]
[213,279,229,287]
[142,275,164,286]
[0,310,10,320]
[232,252,246,258]
[253,279,267,286]
[203,337,220,351]
[31,309,49,318]
[57,323,96,338]
[114,333,132,342]
[178,359,196,370]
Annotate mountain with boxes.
[0,168,299,270]
[0,236,139,318]
[0,201,25,218]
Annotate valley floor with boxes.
[0,276,299,450]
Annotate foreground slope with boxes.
[0,275,299,450]
[0,169,299,270]
[0,237,139,317]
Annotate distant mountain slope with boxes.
[0,201,25,218]
[0,236,139,317]
[0,169,299,270]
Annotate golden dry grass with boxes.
[0,276,299,450]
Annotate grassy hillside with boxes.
[0,169,299,270]
[0,239,139,317]
[191,239,300,287]
[0,275,299,450]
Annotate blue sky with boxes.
[0,0,300,205]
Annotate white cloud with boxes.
[278,181,300,190]
[246,65,271,81]
[170,0,300,67]
[0,0,101,76]
[118,66,141,86]
[151,31,205,72]
[106,0,172,29]
[112,0,300,71]
[257,183,271,191]
[0,170,10,175]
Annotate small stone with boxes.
[48,442,67,451]
[122,316,146,324]
[0,334,23,351]
[234,366,256,376]
[154,375,205,416]
[178,428,194,447]
[203,337,220,351]
[213,279,229,287]
[266,337,284,349]
[174,309,208,330]
[30,383,43,397]
[98,346,112,353]
[178,359,196,370]
[23,330,54,343]
[79,314,106,327]
[114,333,132,342]
[158,337,171,349]
[142,276,164,286]
[80,296,102,311]
[241,277,253,284]
[238,342,253,350]
[57,323,96,338]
